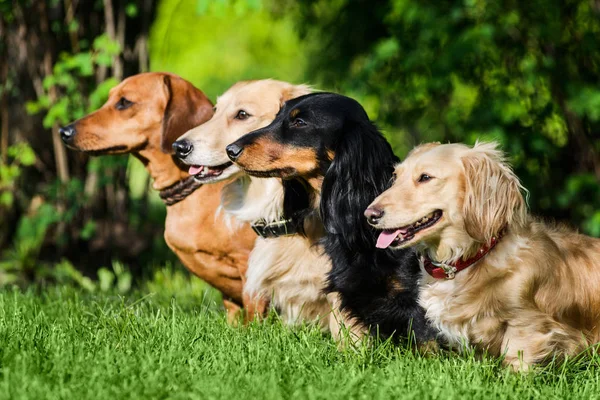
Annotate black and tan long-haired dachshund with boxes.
[226,93,437,344]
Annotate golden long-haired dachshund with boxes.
[366,141,600,370]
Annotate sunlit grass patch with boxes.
[1,277,599,400]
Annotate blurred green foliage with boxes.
[26,34,121,127]
[2,0,177,288]
[2,29,171,288]
[289,0,600,236]
[2,179,93,286]
[1,34,124,287]
[149,0,598,236]
[0,143,36,208]
[0,143,37,272]
[149,0,308,98]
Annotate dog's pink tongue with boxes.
[376,230,401,249]
[188,165,203,175]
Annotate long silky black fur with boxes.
[320,117,436,343]
[282,179,312,235]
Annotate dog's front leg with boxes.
[326,293,368,348]
[242,292,270,324]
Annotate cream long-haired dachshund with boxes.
[365,141,600,370]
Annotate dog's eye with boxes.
[392,172,397,181]
[292,118,306,127]
[115,97,133,110]
[418,173,433,183]
[235,110,250,120]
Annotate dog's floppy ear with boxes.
[461,141,527,243]
[279,83,311,106]
[161,74,213,153]
[320,120,398,250]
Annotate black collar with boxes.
[251,218,298,238]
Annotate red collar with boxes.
[422,233,503,280]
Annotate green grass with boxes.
[1,273,600,400]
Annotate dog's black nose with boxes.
[226,143,244,161]
[172,139,193,157]
[59,125,76,143]
[364,207,384,225]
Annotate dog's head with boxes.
[173,79,310,184]
[225,93,371,179]
[59,72,213,155]
[227,92,398,248]
[366,142,527,251]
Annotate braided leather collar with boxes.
[422,231,504,279]
[159,176,203,206]
[251,218,297,238]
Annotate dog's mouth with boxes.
[188,162,234,182]
[376,210,443,249]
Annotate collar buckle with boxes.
[251,219,267,237]
[431,261,457,280]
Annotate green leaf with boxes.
[567,87,600,121]
[583,211,600,237]
[25,101,42,115]
[93,34,117,53]
[374,38,399,61]
[93,34,121,58]
[196,0,210,15]
[0,191,13,207]
[111,261,132,294]
[125,3,138,17]
[80,220,97,240]
[7,143,37,167]
[42,75,56,90]
[541,113,568,147]
[98,267,115,292]
[88,78,119,111]
[117,271,132,294]
[68,19,79,32]
[54,98,70,125]
[69,53,95,76]
[79,277,96,292]
[95,53,113,67]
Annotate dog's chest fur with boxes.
[247,236,331,328]
[222,176,332,328]
[418,254,520,354]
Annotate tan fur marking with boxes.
[237,139,319,177]
[387,277,405,295]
